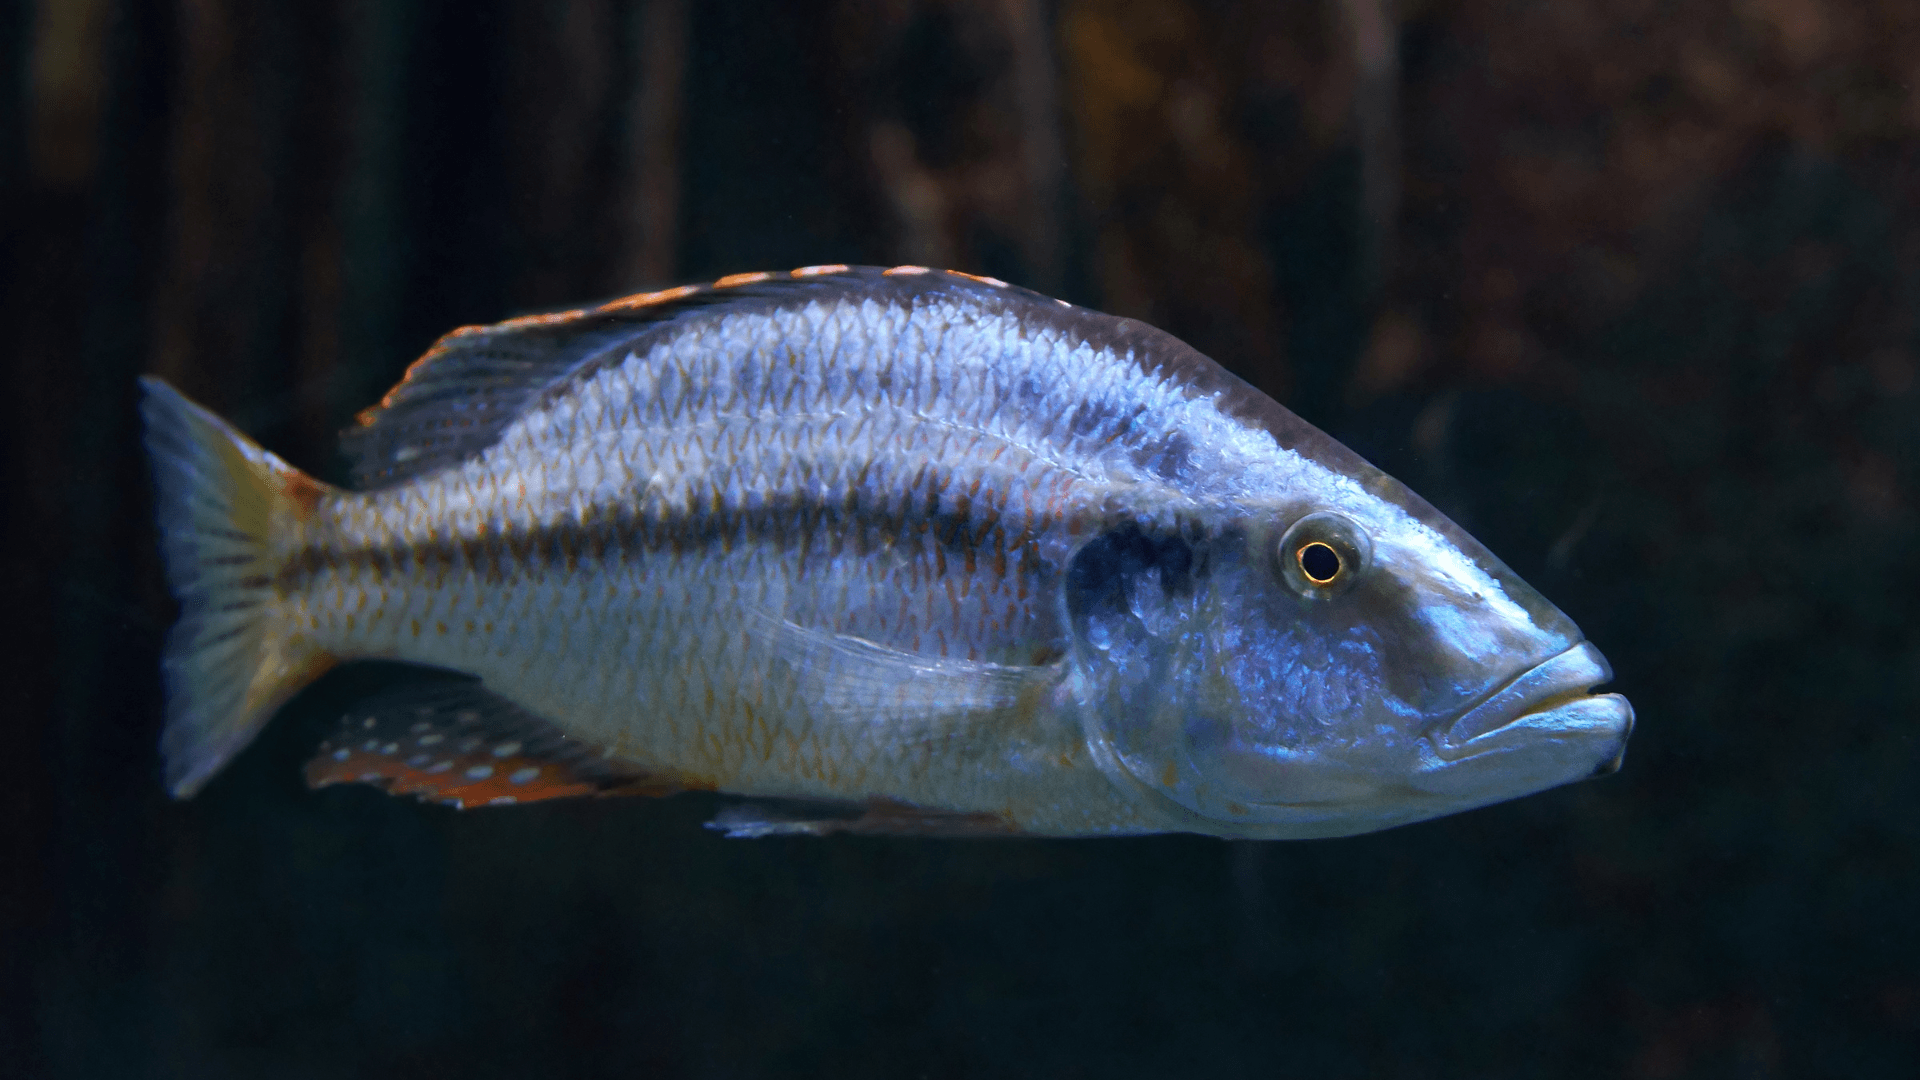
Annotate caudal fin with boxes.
[140,377,338,796]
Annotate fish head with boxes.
[1065,481,1633,838]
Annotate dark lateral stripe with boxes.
[275,486,1056,595]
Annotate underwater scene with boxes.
[8,2,1918,1077]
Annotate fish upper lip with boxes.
[1437,641,1614,752]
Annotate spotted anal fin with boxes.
[305,680,701,809]
[706,797,1021,839]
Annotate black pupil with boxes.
[1299,542,1341,583]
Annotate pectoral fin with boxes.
[755,613,1059,729]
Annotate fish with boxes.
[140,263,1633,838]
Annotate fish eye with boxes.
[1278,512,1371,598]
[1297,541,1341,584]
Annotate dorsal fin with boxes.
[342,265,1047,489]
[342,261,1460,556]
[304,677,708,808]
[340,315,639,490]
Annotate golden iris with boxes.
[1297,541,1342,585]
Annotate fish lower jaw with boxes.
[1439,691,1633,755]
[1409,690,1634,804]
[1434,640,1617,758]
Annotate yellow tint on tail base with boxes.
[140,377,339,796]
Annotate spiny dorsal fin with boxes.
[342,265,1044,489]
[342,261,1414,548]
[305,676,706,808]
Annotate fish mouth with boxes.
[1433,641,1634,761]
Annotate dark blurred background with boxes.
[6,0,1918,1076]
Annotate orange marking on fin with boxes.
[713,271,772,288]
[602,284,701,311]
[493,306,595,331]
[278,470,329,521]
[359,345,461,422]
[946,270,1009,288]
[357,319,518,421]
[790,264,850,277]
[883,265,931,276]
[306,734,712,810]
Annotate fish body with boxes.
[142,265,1632,838]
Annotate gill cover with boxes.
[1064,519,1276,824]
[1065,513,1441,831]
[1063,489,1627,837]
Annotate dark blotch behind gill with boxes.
[1064,521,1199,627]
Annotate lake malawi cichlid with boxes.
[141,264,1633,838]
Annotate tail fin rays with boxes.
[140,377,337,796]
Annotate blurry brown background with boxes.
[5,1,1918,1077]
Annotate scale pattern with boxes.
[273,271,1321,821]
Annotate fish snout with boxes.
[1587,704,1636,776]
[1433,641,1630,760]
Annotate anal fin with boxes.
[306,679,703,809]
